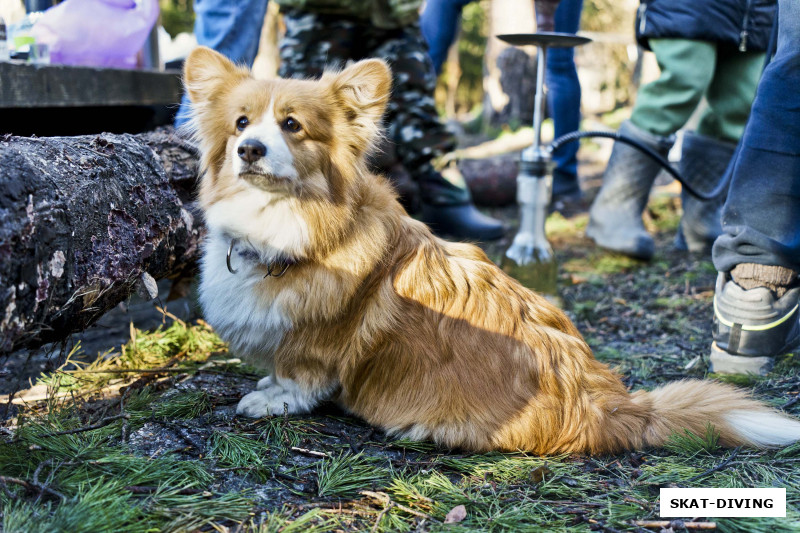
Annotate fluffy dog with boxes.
[183,47,800,454]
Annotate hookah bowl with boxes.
[498,1,590,298]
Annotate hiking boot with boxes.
[711,272,800,375]
[586,120,674,260]
[421,203,506,241]
[674,132,735,253]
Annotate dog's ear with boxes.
[327,59,392,126]
[183,46,248,104]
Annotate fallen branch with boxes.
[125,485,211,496]
[361,490,433,520]
[635,520,716,530]
[371,500,395,533]
[36,414,131,438]
[688,447,740,482]
[437,128,535,167]
[290,446,330,459]
[781,396,799,411]
[0,475,67,501]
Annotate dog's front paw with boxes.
[236,389,285,418]
[236,378,322,418]
[256,375,273,390]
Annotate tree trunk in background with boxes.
[253,2,283,80]
[0,130,203,355]
[483,0,536,130]
[444,31,462,118]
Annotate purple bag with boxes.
[32,0,159,68]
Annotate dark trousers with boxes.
[712,0,800,274]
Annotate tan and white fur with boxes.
[183,47,800,454]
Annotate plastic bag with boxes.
[31,0,159,68]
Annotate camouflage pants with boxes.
[279,9,470,206]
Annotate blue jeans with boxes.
[174,0,269,127]
[547,0,583,193]
[420,0,584,193]
[419,0,472,76]
[712,0,800,274]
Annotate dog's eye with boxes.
[283,117,302,133]
[236,116,249,131]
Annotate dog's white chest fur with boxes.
[199,231,292,362]
[198,189,310,363]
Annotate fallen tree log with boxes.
[0,130,202,355]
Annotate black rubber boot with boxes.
[421,203,506,241]
[674,131,736,253]
[418,162,505,241]
[586,120,674,260]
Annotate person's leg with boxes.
[420,0,473,76]
[277,13,425,212]
[372,24,504,240]
[675,48,765,252]
[278,10,360,80]
[587,39,716,259]
[710,0,800,374]
[175,0,269,127]
[546,0,583,201]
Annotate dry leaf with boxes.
[444,504,467,524]
[529,464,552,483]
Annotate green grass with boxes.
[3,195,800,531]
[316,452,392,498]
[4,318,800,531]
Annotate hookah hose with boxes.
[550,130,730,201]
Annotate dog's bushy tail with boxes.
[630,379,800,449]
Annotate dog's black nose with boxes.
[237,139,267,163]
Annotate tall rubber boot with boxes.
[674,131,736,253]
[586,120,675,260]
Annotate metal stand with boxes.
[498,32,590,295]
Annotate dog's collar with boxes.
[226,238,295,278]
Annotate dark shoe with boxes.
[551,170,581,203]
[550,170,584,215]
[710,272,800,375]
[586,120,675,260]
[421,203,506,241]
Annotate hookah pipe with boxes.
[499,0,591,291]
[500,0,726,293]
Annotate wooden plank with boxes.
[0,62,182,108]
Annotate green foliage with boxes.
[254,507,340,533]
[257,415,315,449]
[150,390,212,420]
[159,0,194,38]
[37,318,226,397]
[316,452,391,497]
[663,423,721,456]
[0,419,249,533]
[435,0,488,117]
[717,517,800,533]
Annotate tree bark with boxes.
[0,130,202,355]
[483,0,537,130]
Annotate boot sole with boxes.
[709,342,774,376]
